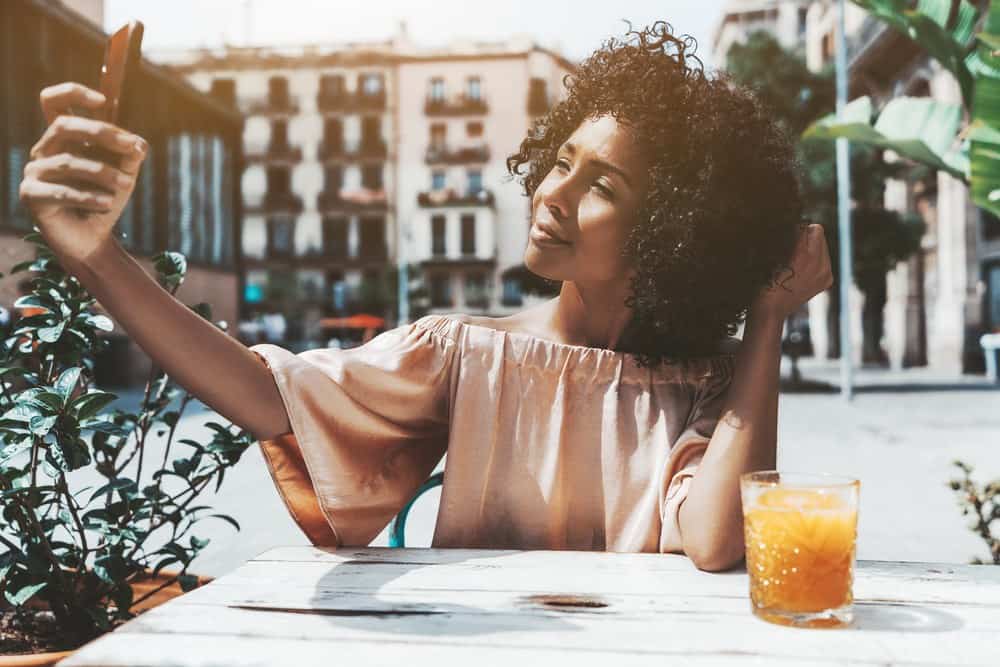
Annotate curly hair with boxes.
[507,21,803,365]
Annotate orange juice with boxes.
[741,473,860,628]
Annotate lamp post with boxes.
[835,0,854,400]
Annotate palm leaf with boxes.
[804,96,965,178]
[971,0,1000,216]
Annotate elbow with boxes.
[685,540,746,573]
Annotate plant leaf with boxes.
[54,367,82,399]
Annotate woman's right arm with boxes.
[18,82,291,441]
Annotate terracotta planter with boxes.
[0,570,212,667]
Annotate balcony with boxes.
[424,94,488,116]
[425,144,489,165]
[317,138,388,162]
[317,90,387,112]
[317,189,388,213]
[245,191,304,215]
[417,188,495,208]
[244,142,303,164]
[244,95,299,116]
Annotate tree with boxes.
[728,32,925,363]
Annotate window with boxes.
[267,167,291,194]
[986,262,1000,329]
[268,76,290,107]
[466,76,481,100]
[528,78,548,114]
[270,119,288,148]
[430,123,447,148]
[460,214,476,255]
[431,171,446,191]
[359,216,385,259]
[502,276,523,307]
[431,215,447,256]
[362,73,383,96]
[320,74,344,96]
[323,217,348,258]
[466,121,483,138]
[362,164,383,190]
[430,274,452,308]
[210,78,236,106]
[324,165,343,192]
[361,116,382,151]
[268,217,295,257]
[464,273,488,308]
[467,169,482,194]
[323,117,343,153]
[429,77,445,101]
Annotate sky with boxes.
[105,0,730,70]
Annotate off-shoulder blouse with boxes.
[250,314,735,553]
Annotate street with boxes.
[113,360,999,578]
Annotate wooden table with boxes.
[60,547,1000,666]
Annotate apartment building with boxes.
[165,31,572,341]
[395,39,572,316]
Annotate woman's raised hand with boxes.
[19,82,149,269]
[752,224,834,322]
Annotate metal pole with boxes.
[835,0,854,400]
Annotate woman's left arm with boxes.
[678,224,833,571]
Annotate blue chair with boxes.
[388,472,444,548]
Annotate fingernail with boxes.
[135,138,148,154]
[115,172,132,188]
[115,133,135,148]
[86,89,106,104]
[95,194,113,207]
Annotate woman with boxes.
[19,22,831,571]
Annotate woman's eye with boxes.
[556,158,571,171]
[593,182,614,198]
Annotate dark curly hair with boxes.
[507,21,803,365]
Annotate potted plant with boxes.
[0,233,252,665]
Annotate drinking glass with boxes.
[740,471,860,628]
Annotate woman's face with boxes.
[525,115,648,285]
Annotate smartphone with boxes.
[96,20,144,126]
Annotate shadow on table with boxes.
[851,602,964,632]
[295,549,583,637]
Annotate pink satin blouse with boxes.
[250,314,735,554]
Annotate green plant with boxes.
[949,461,1000,564]
[0,232,252,651]
[804,0,1000,218]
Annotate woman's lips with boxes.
[530,221,570,246]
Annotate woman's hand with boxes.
[19,82,149,270]
[751,224,833,322]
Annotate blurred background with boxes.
[0,0,997,574]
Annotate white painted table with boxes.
[60,547,1000,666]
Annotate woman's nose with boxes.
[541,182,571,222]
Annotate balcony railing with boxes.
[425,144,490,165]
[244,95,299,116]
[244,142,303,163]
[317,90,387,112]
[417,188,495,208]
[317,138,388,161]
[317,189,388,212]
[246,191,304,215]
[424,94,489,116]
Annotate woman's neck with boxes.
[549,279,633,350]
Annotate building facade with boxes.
[0,0,244,386]
[715,0,997,374]
[395,39,572,316]
[163,31,572,343]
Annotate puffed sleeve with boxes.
[250,318,456,547]
[658,351,735,554]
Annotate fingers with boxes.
[40,82,106,124]
[19,178,112,213]
[24,152,134,196]
[30,115,148,171]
